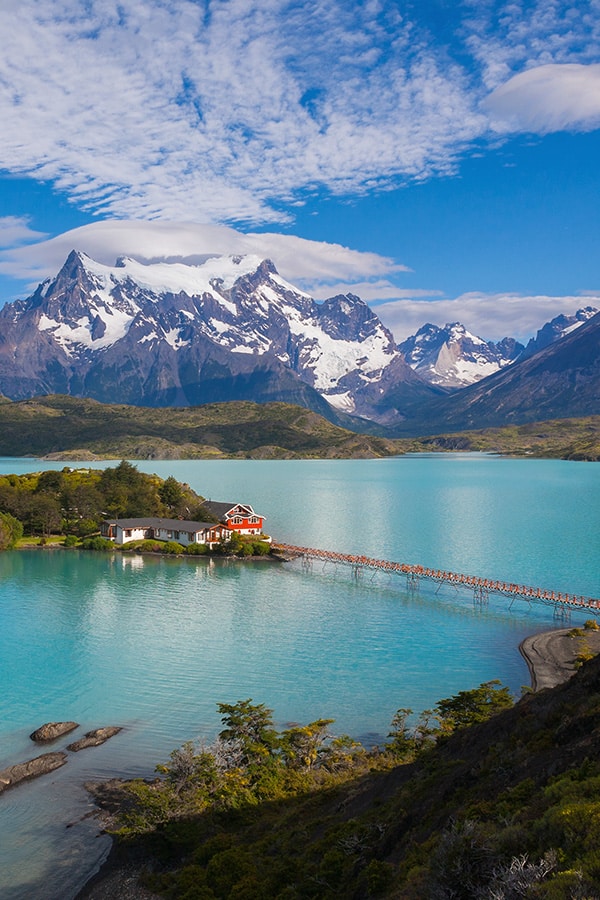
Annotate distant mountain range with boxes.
[399,323,524,388]
[0,250,597,434]
[399,308,600,435]
[398,307,598,389]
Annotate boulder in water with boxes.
[0,752,68,794]
[67,727,122,752]
[30,721,79,742]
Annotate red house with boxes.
[203,501,267,538]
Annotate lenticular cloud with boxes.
[485,64,600,134]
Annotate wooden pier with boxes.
[272,543,600,617]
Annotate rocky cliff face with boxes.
[0,251,437,426]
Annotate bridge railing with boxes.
[272,543,600,614]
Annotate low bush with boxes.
[80,536,115,551]
[163,541,185,555]
[185,543,208,555]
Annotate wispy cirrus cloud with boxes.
[0,217,48,249]
[0,2,598,225]
[0,0,486,224]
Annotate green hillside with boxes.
[85,644,600,898]
[0,395,598,460]
[0,395,415,459]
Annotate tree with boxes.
[158,476,184,514]
[434,680,513,736]
[387,707,416,758]
[98,460,161,518]
[280,718,334,770]
[0,512,23,550]
[217,699,279,765]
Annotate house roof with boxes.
[203,501,259,519]
[104,517,228,531]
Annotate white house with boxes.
[101,517,232,548]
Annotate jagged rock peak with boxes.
[399,322,524,388]
[0,248,436,425]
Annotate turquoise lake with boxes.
[0,455,599,898]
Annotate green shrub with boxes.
[163,541,185,554]
[250,540,271,556]
[185,543,208,555]
[81,536,115,551]
[63,534,78,547]
[131,539,163,553]
[0,511,23,550]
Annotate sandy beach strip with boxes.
[520,626,600,691]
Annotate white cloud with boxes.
[0,2,597,224]
[0,220,406,292]
[0,216,48,249]
[375,291,600,343]
[485,64,600,133]
[0,0,485,223]
[465,0,600,91]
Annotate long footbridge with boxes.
[272,543,600,618]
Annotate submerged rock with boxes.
[0,752,68,794]
[30,721,79,742]
[67,727,122,752]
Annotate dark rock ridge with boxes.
[30,721,79,742]
[0,251,439,428]
[0,752,68,794]
[67,727,123,752]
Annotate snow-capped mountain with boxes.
[520,306,599,360]
[0,250,436,425]
[398,323,524,388]
[401,309,600,436]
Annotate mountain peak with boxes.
[399,321,524,388]
[521,305,599,360]
[0,249,437,425]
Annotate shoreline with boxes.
[519,625,600,691]
[76,625,600,899]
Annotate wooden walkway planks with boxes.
[272,543,600,614]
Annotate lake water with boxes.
[0,455,599,898]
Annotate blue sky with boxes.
[0,0,599,341]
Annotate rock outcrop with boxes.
[0,752,68,794]
[67,727,122,752]
[30,721,79,742]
